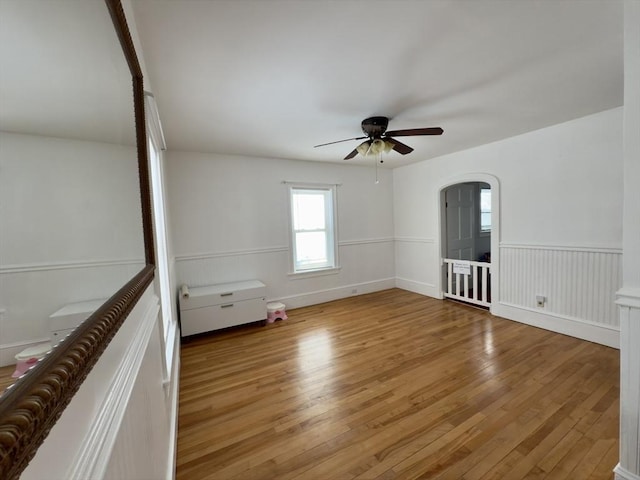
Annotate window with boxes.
[289,185,337,273]
[480,187,491,232]
[146,92,176,383]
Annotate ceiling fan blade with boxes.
[344,148,359,160]
[384,127,443,137]
[314,136,368,148]
[385,137,414,155]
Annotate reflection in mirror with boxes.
[0,1,145,390]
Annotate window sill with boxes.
[288,266,342,279]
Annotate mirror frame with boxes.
[0,1,155,478]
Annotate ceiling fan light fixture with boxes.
[369,139,385,155]
[356,141,371,156]
[356,139,394,157]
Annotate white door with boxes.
[445,184,475,261]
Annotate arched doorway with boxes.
[437,174,500,312]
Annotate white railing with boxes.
[443,259,491,307]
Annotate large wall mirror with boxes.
[0,1,154,478]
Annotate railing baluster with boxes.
[473,265,478,301]
[482,265,488,303]
[463,273,469,298]
[441,258,491,307]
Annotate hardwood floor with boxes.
[176,289,619,480]
[0,365,15,393]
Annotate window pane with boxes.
[293,192,325,230]
[480,188,491,231]
[481,212,491,231]
[296,231,327,267]
[480,189,491,211]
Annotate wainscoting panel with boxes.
[615,289,640,479]
[102,320,172,480]
[175,239,395,309]
[500,244,622,328]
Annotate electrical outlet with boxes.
[351,289,358,295]
[536,295,546,307]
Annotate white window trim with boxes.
[287,183,339,275]
[287,266,342,279]
[145,91,175,387]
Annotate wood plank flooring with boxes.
[177,289,619,480]
[0,365,15,393]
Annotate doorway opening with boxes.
[441,182,492,308]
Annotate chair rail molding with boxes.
[616,287,640,309]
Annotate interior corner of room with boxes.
[1,0,639,479]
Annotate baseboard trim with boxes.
[614,464,640,480]
[492,302,620,349]
[273,278,396,309]
[395,277,441,299]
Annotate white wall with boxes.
[166,152,396,308]
[394,107,623,347]
[0,132,145,365]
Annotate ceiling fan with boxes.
[314,116,443,160]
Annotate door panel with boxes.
[446,184,475,261]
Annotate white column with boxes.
[615,2,640,480]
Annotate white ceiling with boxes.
[9,0,617,169]
[130,0,623,167]
[0,1,135,146]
